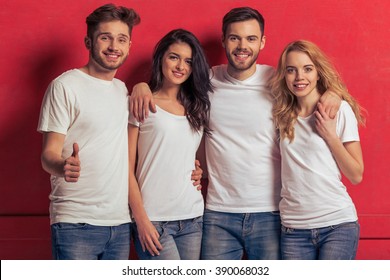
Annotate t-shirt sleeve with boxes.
[336,101,360,143]
[37,80,73,135]
[126,91,141,127]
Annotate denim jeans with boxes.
[132,216,203,260]
[201,209,281,260]
[281,221,360,260]
[51,222,131,260]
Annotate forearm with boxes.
[129,174,150,223]
[129,82,155,122]
[41,151,66,177]
[326,139,364,184]
[132,82,149,92]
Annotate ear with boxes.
[259,35,266,51]
[84,37,92,50]
[221,35,226,49]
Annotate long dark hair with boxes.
[149,29,212,135]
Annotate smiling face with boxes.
[285,50,320,103]
[222,19,265,80]
[87,20,131,76]
[161,42,193,87]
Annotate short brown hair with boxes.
[86,4,140,39]
[222,7,264,38]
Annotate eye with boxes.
[286,67,296,74]
[168,55,179,60]
[248,36,258,42]
[229,36,239,42]
[118,37,128,44]
[185,59,193,66]
[304,67,313,72]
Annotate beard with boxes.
[90,45,128,71]
[225,48,259,72]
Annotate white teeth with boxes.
[295,84,306,88]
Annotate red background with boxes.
[0,0,389,259]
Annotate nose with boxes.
[108,39,118,51]
[295,70,303,80]
[176,60,185,70]
[237,39,248,50]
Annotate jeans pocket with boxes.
[193,216,203,231]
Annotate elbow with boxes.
[350,168,364,185]
[40,153,47,172]
[349,163,364,185]
[350,175,363,185]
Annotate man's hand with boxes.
[191,159,203,191]
[129,82,156,123]
[318,90,342,119]
[64,143,81,182]
[315,103,338,143]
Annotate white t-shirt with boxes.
[280,101,359,229]
[129,105,204,221]
[37,69,131,226]
[205,64,282,213]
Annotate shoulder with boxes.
[337,101,358,125]
[54,69,82,83]
[210,64,228,85]
[210,64,226,77]
[255,64,275,80]
[339,101,354,115]
[113,77,126,87]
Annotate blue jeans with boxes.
[132,216,203,260]
[51,222,131,260]
[201,209,281,260]
[281,221,360,260]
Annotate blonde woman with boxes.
[271,40,365,260]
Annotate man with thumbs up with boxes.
[37,4,140,260]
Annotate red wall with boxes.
[1,0,389,259]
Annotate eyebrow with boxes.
[286,64,314,68]
[97,32,129,38]
[228,34,259,38]
[168,52,192,59]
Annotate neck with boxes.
[80,61,117,81]
[297,92,321,117]
[227,64,256,81]
[155,84,181,100]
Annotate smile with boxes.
[104,52,120,60]
[173,71,185,78]
[294,83,308,89]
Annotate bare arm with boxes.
[318,90,342,119]
[315,103,364,184]
[129,82,156,123]
[41,132,80,182]
[128,124,162,256]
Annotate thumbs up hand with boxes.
[64,143,81,182]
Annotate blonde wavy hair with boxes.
[270,40,365,142]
